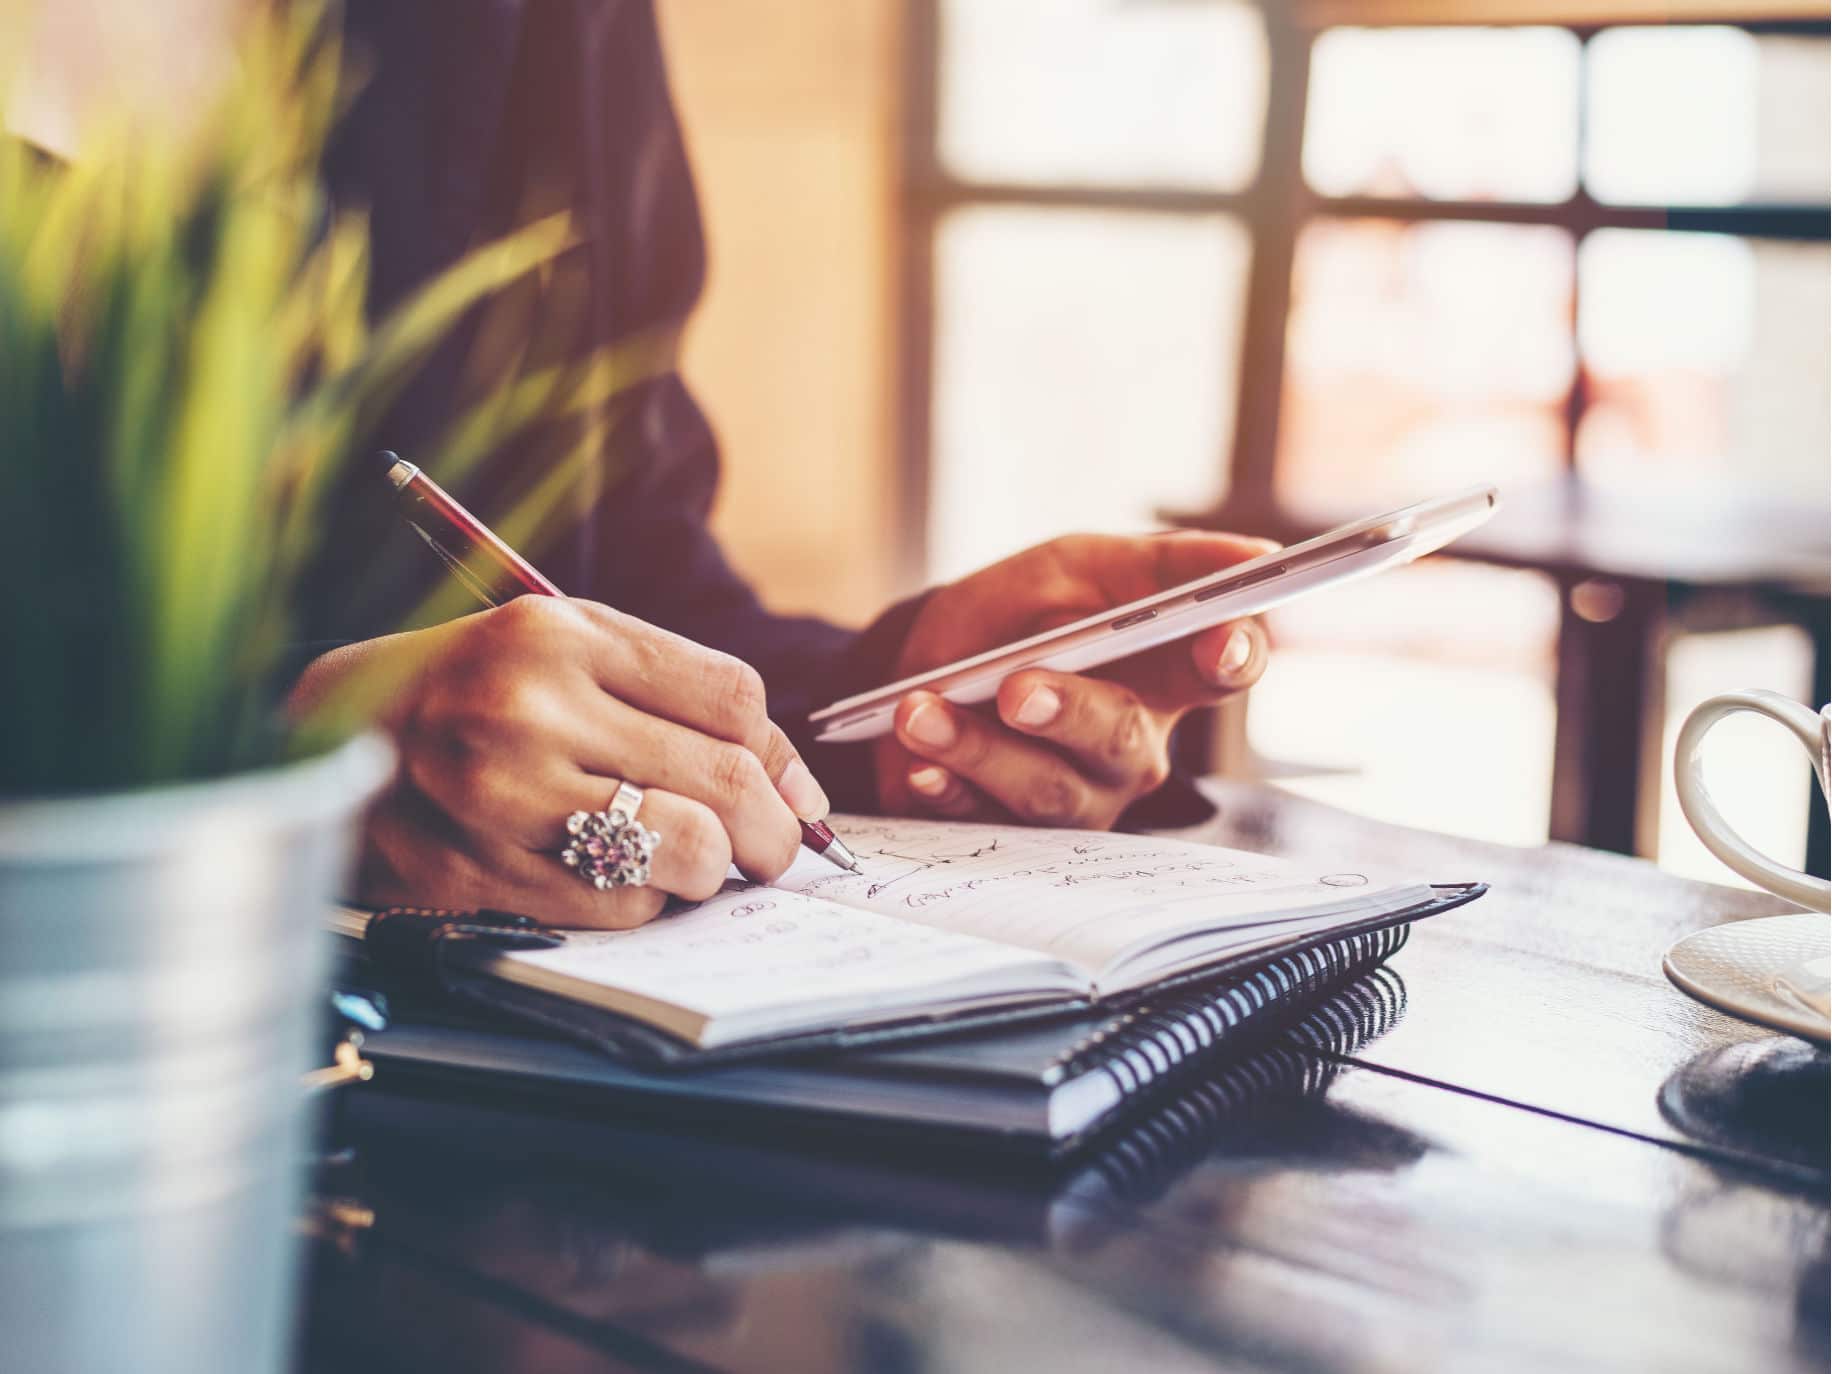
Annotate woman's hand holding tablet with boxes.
[814,486,1500,745]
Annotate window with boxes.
[1277,218,1575,509]
[910,4,1829,863]
[1577,230,1829,503]
[920,0,1270,582]
[937,0,1268,192]
[1303,26,1580,202]
[1585,28,1830,205]
[929,207,1249,582]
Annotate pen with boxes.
[380,451,862,875]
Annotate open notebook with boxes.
[340,816,1463,1060]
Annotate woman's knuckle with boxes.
[1140,751,1172,792]
[757,724,799,779]
[495,593,543,625]
[706,655,767,733]
[453,748,505,807]
[1020,774,1085,826]
[397,726,443,792]
[676,865,724,902]
[1104,699,1150,771]
[403,721,470,797]
[949,719,989,770]
[709,742,764,808]
[675,812,732,898]
[492,593,564,638]
[603,888,668,930]
[593,604,650,661]
[754,821,801,883]
[571,597,619,630]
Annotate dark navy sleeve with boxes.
[310,0,904,807]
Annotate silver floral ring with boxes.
[560,781,661,890]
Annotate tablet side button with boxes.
[1111,609,1158,631]
[1194,562,1289,602]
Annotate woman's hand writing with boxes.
[291,596,827,928]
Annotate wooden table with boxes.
[298,783,1830,1373]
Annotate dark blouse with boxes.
[304,0,913,807]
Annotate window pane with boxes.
[1586,29,1831,206]
[937,0,1267,191]
[1277,219,1574,511]
[1250,559,1559,846]
[929,208,1248,583]
[1577,230,1831,505]
[1303,27,1580,202]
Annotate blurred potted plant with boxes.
[0,9,593,1372]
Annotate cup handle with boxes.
[1674,689,1831,912]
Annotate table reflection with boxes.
[302,971,1417,1372]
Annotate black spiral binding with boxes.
[1067,965,1410,1201]
[1049,923,1412,1100]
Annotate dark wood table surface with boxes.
[298,782,1830,1374]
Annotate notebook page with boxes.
[502,883,1084,1028]
[779,816,1430,977]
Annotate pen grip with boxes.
[386,458,854,874]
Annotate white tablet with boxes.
[810,485,1500,744]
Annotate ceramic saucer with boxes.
[1664,912,1831,1046]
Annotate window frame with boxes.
[897,2,1832,569]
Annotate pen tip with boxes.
[820,836,864,875]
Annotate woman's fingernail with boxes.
[1215,628,1254,681]
[1012,684,1062,729]
[904,700,957,750]
[909,765,952,798]
[777,759,829,820]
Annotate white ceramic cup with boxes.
[1674,689,1831,912]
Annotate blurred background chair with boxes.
[661,0,1828,884]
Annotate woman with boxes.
[20,0,1274,927]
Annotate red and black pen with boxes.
[381,452,862,875]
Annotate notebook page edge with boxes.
[484,882,1091,1048]
[1087,885,1435,997]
